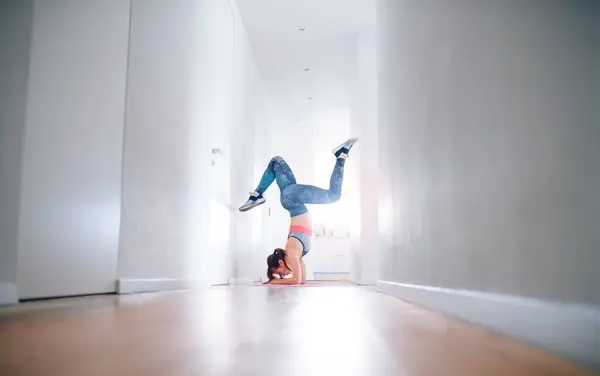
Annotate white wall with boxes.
[119,0,224,289]
[350,24,379,285]
[0,0,33,305]
[229,0,277,283]
[16,0,130,299]
[118,0,273,289]
[247,71,276,282]
[377,0,600,368]
[378,0,600,305]
[1,0,273,297]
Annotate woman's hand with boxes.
[267,277,299,285]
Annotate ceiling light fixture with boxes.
[308,97,312,100]
[299,27,306,31]
[304,68,310,72]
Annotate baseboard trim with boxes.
[228,277,254,285]
[0,282,18,306]
[117,279,192,294]
[377,281,600,370]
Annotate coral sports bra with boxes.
[288,225,313,257]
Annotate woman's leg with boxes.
[255,156,297,194]
[280,137,358,216]
[280,157,347,217]
[241,138,358,214]
[282,157,344,203]
[239,156,297,212]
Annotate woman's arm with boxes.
[267,253,302,285]
[301,258,306,284]
[267,277,297,285]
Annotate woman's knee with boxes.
[271,156,285,164]
[328,189,342,203]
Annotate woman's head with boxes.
[266,248,291,280]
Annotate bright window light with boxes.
[310,109,360,238]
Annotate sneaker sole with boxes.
[239,199,266,212]
[332,137,359,155]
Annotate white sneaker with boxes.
[332,137,359,158]
[239,192,266,212]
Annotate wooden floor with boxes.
[0,284,593,376]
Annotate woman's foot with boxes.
[239,192,266,212]
[332,137,359,159]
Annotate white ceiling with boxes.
[236,0,376,123]
[236,0,375,41]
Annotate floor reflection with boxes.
[0,285,592,376]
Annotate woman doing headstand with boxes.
[238,137,358,284]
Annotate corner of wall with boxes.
[0,282,19,306]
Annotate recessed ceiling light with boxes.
[308,97,312,100]
[299,27,306,31]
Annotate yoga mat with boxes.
[252,282,332,287]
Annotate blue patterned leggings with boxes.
[255,156,345,217]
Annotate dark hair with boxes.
[266,248,288,281]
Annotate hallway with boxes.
[0,285,593,376]
[1,0,599,374]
